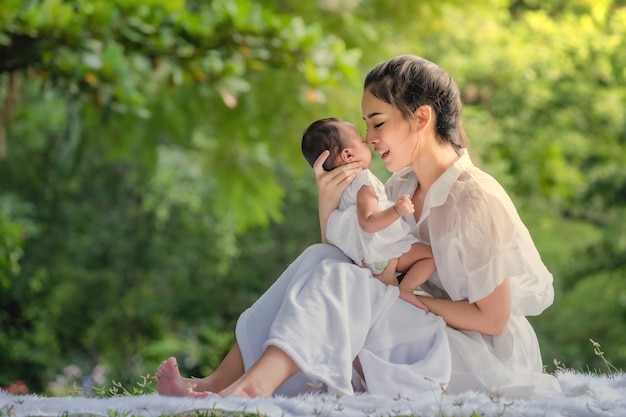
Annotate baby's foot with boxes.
[156,357,214,398]
[399,290,429,313]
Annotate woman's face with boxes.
[361,89,418,172]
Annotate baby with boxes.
[302,117,435,311]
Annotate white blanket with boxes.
[2,371,625,417]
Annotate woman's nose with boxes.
[365,131,376,145]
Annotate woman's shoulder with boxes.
[448,167,523,242]
[455,166,515,208]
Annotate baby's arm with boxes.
[356,186,413,233]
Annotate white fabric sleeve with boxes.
[451,188,553,311]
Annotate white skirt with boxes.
[236,243,451,399]
[446,317,561,397]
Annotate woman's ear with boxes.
[414,105,433,130]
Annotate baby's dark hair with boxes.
[301,117,346,171]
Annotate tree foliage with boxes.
[0,0,360,231]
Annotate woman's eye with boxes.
[374,122,384,129]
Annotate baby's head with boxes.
[301,118,371,171]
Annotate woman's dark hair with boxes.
[364,55,467,151]
[301,117,346,171]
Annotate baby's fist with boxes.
[394,194,414,216]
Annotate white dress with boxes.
[235,150,559,399]
[326,169,419,274]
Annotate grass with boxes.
[589,338,622,376]
[92,374,156,398]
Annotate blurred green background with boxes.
[1,0,625,394]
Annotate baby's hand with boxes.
[394,194,414,216]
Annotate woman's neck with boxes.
[410,142,459,191]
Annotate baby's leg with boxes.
[396,242,432,273]
[400,256,435,290]
[397,256,436,311]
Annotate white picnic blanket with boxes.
[2,371,625,417]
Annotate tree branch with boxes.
[0,71,19,159]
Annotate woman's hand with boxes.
[415,278,512,335]
[314,150,362,242]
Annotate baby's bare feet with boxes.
[156,357,214,398]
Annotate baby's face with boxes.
[339,123,372,168]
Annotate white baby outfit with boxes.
[326,169,418,274]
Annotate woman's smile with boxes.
[376,148,390,161]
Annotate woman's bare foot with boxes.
[218,374,267,398]
[156,357,214,398]
[217,346,299,398]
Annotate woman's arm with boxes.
[313,150,362,242]
[417,278,511,336]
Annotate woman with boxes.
[156,54,559,399]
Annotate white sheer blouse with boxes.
[386,150,554,315]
